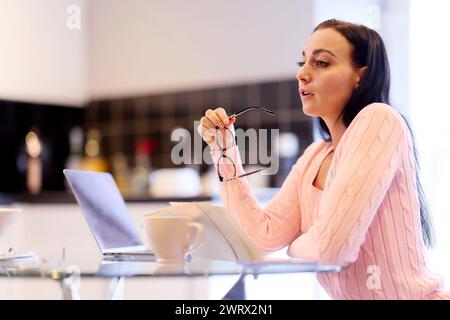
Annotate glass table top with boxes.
[0,256,345,279]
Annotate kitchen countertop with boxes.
[1,187,279,205]
[0,191,213,204]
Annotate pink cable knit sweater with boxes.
[212,103,448,299]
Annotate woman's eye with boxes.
[297,61,305,67]
[315,60,329,67]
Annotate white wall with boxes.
[0,0,88,106]
[0,0,410,111]
[0,0,314,105]
[381,0,410,116]
[87,0,314,99]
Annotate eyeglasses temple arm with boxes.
[224,168,264,181]
[228,107,275,119]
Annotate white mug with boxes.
[144,214,204,263]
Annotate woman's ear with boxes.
[355,66,368,88]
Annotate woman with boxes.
[197,19,448,299]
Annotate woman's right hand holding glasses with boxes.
[197,107,236,150]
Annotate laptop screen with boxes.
[63,169,143,251]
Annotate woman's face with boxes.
[297,28,365,121]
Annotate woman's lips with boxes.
[298,89,314,98]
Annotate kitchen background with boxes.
[0,0,317,201]
[1,0,449,297]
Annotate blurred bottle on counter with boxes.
[130,138,156,196]
[81,128,109,172]
[65,126,84,171]
[111,153,132,196]
[25,130,42,195]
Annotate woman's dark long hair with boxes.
[313,19,434,248]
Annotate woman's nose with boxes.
[296,65,310,83]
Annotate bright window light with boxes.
[410,0,450,287]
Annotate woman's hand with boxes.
[197,108,236,149]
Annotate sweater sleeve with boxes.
[288,103,408,264]
[211,141,321,251]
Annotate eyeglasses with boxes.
[228,106,275,119]
[215,107,275,182]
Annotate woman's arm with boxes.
[211,141,320,251]
[288,103,409,264]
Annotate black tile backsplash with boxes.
[0,100,85,193]
[85,78,313,186]
[0,78,313,194]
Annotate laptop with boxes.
[63,169,155,261]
